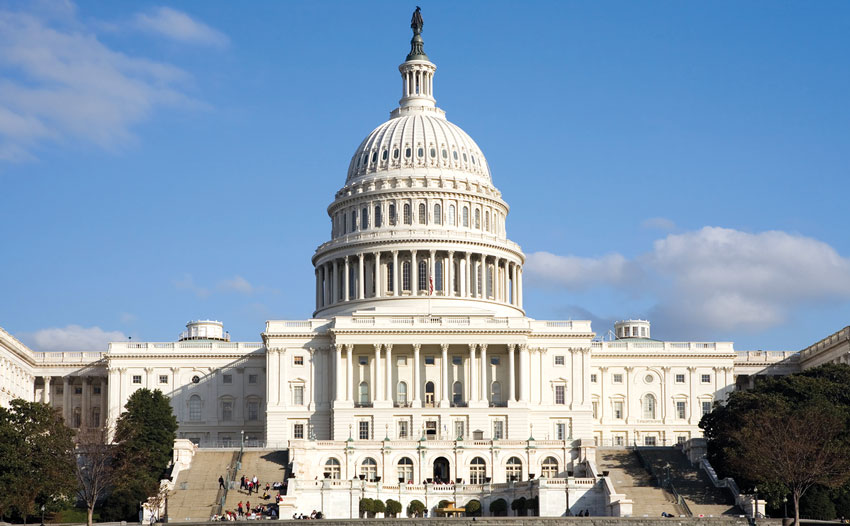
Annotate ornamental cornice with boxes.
[592,352,737,360]
[329,188,509,213]
[330,328,532,337]
[313,236,524,265]
[104,353,265,360]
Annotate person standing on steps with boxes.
[219,475,225,490]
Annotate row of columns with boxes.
[39,375,106,428]
[332,343,532,406]
[315,250,523,310]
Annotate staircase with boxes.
[638,447,742,516]
[168,450,237,522]
[597,449,684,517]
[222,450,290,514]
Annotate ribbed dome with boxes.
[346,113,491,184]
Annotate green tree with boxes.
[101,389,178,521]
[373,499,386,516]
[489,498,507,516]
[385,499,402,517]
[800,485,836,520]
[465,499,481,517]
[407,499,425,517]
[511,497,527,516]
[359,498,374,517]
[0,399,76,524]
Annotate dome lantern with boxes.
[398,7,436,112]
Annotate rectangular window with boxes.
[397,356,407,366]
[614,435,624,446]
[675,374,686,383]
[223,374,232,384]
[398,420,409,439]
[490,356,500,366]
[614,401,624,420]
[677,435,687,445]
[56,386,63,395]
[493,421,504,440]
[293,385,304,406]
[590,374,597,383]
[93,386,101,395]
[74,386,82,394]
[555,355,565,366]
[387,263,394,292]
[358,356,368,365]
[294,356,304,366]
[132,375,142,384]
[248,374,258,384]
[159,375,168,384]
[454,420,464,440]
[554,385,565,405]
[556,423,566,440]
[613,373,623,384]
[221,401,233,421]
[293,423,304,439]
[676,401,687,419]
[425,356,435,365]
[701,374,711,383]
[592,401,598,419]
[247,401,259,421]
[452,355,462,365]
[359,421,370,440]
[644,436,657,446]
[702,401,712,416]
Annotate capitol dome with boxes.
[312,12,525,318]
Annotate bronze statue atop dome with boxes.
[411,7,423,35]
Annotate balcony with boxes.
[354,402,373,408]
[489,401,508,408]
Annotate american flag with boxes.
[429,277,434,295]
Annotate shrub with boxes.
[512,497,527,516]
[408,499,426,517]
[438,500,452,509]
[373,499,386,515]
[359,498,374,517]
[385,499,402,517]
[465,499,481,516]
[489,498,507,516]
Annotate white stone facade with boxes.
[2,12,849,519]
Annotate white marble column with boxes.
[374,252,382,298]
[334,344,345,404]
[688,366,696,425]
[373,344,383,402]
[145,367,154,389]
[412,250,419,294]
[43,376,51,404]
[308,348,316,409]
[429,250,436,293]
[392,251,399,295]
[384,344,393,403]
[518,266,523,308]
[507,344,516,403]
[479,344,488,403]
[315,269,321,309]
[358,256,365,299]
[518,344,530,403]
[502,260,509,303]
[82,377,92,428]
[468,344,478,403]
[346,344,354,402]
[465,253,472,298]
[63,376,71,424]
[412,344,421,407]
[440,343,449,407]
[448,251,455,296]
[280,349,288,408]
[344,256,350,301]
[511,263,518,306]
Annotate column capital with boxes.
[599,366,608,372]
[429,249,435,256]
[440,343,449,352]
[345,343,355,352]
[334,343,345,353]
[373,343,382,352]
[384,343,393,352]
[170,367,180,373]
[506,343,516,351]
[518,343,528,352]
[412,343,421,352]
[144,367,154,373]
[687,366,697,372]
[391,249,398,256]
[448,250,454,256]
[624,366,634,372]
[479,343,488,353]
[661,366,671,372]
[468,343,477,352]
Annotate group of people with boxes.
[210,474,289,521]
[291,511,322,520]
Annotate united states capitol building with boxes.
[2,11,848,519]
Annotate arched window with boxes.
[491,381,501,403]
[448,204,456,226]
[189,395,202,422]
[73,407,81,428]
[389,203,396,225]
[452,381,463,406]
[435,260,443,292]
[360,458,378,481]
[374,205,382,227]
[220,397,234,421]
[434,203,442,225]
[418,203,426,225]
[387,262,394,293]
[324,458,341,479]
[402,261,411,291]
[403,203,411,225]
[351,210,357,231]
[474,209,481,229]
[424,381,435,407]
[397,457,414,483]
[470,457,487,484]
[343,214,347,234]
[485,211,490,232]
[541,456,559,478]
[361,207,369,229]
[643,394,657,419]
[397,382,408,405]
[91,407,101,428]
[418,260,427,291]
[487,265,494,298]
[359,382,369,405]
[506,457,522,482]
[476,264,482,297]
[462,206,469,227]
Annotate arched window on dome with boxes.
[418,260,427,291]
[374,205,382,228]
[434,203,442,225]
[402,261,411,291]
[403,204,411,225]
[387,262,394,293]
[485,211,490,232]
[351,210,357,232]
[462,206,469,227]
[361,207,369,230]
[476,264,483,298]
[418,203,426,225]
[381,149,388,161]
[487,264,494,298]
[448,205,456,226]
[643,394,657,420]
[389,204,397,225]
[474,209,481,229]
[371,151,377,164]
[435,260,443,292]
[453,150,458,161]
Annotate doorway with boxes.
[433,457,450,483]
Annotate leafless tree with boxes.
[731,403,850,526]
[73,426,117,526]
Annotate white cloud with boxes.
[218,275,255,294]
[19,324,126,351]
[525,251,639,290]
[526,226,850,333]
[174,273,211,298]
[134,7,228,47]
[0,3,202,162]
[641,216,676,231]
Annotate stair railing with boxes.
[633,445,693,517]
[214,446,243,517]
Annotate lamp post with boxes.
[753,486,758,521]
[783,496,787,522]
[241,429,244,448]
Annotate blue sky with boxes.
[1,1,848,351]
